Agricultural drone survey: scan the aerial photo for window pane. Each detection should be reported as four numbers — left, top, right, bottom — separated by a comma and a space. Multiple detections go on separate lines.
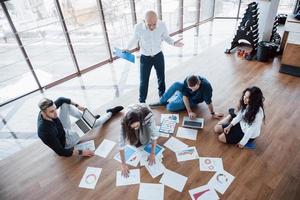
5, 0, 76, 86
60, 0, 109, 70
278, 0, 297, 14
135, 0, 158, 23
0, 6, 39, 104
239, 0, 253, 18
215, 0, 239, 18
200, 0, 214, 21
183, 0, 197, 27
102, 0, 134, 50
162, 0, 180, 33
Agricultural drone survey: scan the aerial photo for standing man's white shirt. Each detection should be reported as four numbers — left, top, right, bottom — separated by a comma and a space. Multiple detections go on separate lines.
127, 20, 175, 56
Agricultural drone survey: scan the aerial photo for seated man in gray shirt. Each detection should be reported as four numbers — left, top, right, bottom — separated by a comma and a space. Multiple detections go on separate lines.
37, 97, 123, 157
150, 75, 223, 119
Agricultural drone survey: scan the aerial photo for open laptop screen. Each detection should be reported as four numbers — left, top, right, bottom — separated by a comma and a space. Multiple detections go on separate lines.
82, 109, 96, 128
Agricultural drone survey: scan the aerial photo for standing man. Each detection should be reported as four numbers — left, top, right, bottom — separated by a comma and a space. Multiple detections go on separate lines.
125, 10, 183, 103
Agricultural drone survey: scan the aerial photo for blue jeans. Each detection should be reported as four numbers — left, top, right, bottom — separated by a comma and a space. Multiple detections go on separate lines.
139, 52, 165, 103
160, 82, 198, 112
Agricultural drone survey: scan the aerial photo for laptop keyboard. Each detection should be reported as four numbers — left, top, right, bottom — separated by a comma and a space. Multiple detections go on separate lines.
184, 120, 202, 127
76, 120, 90, 133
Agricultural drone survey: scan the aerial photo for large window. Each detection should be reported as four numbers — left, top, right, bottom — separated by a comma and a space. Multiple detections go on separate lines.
0, 5, 39, 104
6, 0, 76, 86
162, 0, 180, 33
135, 0, 158, 23
102, 0, 134, 50
200, 0, 214, 21
183, 0, 197, 27
60, 0, 109, 70
278, 0, 298, 14
215, 0, 240, 18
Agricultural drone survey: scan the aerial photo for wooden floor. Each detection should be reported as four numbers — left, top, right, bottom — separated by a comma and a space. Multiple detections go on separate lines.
0, 41, 299, 200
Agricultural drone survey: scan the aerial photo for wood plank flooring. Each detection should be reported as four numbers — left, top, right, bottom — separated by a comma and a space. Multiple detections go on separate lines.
0, 41, 299, 200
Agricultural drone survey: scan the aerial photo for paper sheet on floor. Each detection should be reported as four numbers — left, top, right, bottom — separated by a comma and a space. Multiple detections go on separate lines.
188, 184, 219, 200
116, 169, 140, 186
160, 114, 179, 123
74, 140, 95, 151
95, 139, 115, 158
208, 170, 235, 194
159, 168, 188, 192
145, 159, 166, 178
176, 127, 198, 140
79, 167, 102, 189
138, 183, 164, 200
164, 137, 188, 152
175, 146, 199, 162
199, 157, 224, 172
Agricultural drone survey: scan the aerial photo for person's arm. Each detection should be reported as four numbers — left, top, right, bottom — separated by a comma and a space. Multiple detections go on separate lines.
119, 128, 130, 177
145, 114, 159, 165
125, 24, 139, 50
161, 22, 183, 47
183, 95, 197, 119
238, 110, 264, 147
224, 110, 243, 134
207, 103, 223, 119
119, 149, 130, 177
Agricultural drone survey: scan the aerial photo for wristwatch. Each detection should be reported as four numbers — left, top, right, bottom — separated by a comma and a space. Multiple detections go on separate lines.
211, 112, 215, 115
75, 104, 79, 108
78, 150, 83, 155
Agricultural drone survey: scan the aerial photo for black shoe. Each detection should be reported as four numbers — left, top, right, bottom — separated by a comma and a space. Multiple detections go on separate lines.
228, 108, 236, 118
95, 115, 100, 119
149, 101, 167, 108
106, 106, 124, 116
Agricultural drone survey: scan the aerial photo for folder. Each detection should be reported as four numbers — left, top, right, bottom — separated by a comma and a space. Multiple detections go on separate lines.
114, 47, 135, 63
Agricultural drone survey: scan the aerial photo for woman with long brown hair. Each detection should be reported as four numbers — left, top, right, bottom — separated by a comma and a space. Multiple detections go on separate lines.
214, 86, 265, 148
119, 104, 159, 177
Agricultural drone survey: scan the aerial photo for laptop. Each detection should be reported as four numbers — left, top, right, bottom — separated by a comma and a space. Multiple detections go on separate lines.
182, 116, 204, 129
74, 109, 97, 136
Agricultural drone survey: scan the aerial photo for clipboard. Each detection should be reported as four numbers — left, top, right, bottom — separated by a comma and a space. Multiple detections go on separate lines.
114, 47, 135, 63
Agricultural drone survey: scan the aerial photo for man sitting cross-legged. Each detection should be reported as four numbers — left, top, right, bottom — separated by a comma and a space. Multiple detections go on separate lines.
149, 75, 223, 119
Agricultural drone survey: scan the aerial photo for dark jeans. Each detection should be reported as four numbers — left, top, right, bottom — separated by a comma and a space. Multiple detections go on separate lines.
139, 51, 165, 103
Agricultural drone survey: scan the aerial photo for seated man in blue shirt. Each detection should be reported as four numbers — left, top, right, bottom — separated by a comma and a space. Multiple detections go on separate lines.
37, 97, 123, 157
150, 75, 223, 119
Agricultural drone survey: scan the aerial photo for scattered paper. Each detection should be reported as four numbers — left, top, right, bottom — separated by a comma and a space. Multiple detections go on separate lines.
161, 114, 179, 123
138, 183, 164, 200
208, 170, 235, 194
95, 139, 116, 158
79, 167, 102, 189
74, 140, 95, 151
164, 137, 188, 152
189, 184, 219, 200
175, 146, 199, 162
199, 157, 224, 172
176, 127, 198, 140
116, 169, 140, 186
145, 160, 166, 178
143, 143, 165, 156
159, 168, 188, 192
159, 119, 176, 134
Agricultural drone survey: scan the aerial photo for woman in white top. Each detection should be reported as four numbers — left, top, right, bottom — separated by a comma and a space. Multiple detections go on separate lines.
214, 86, 265, 148
119, 104, 159, 177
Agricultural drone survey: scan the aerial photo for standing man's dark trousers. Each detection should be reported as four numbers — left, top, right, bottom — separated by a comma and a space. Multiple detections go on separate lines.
139, 51, 165, 103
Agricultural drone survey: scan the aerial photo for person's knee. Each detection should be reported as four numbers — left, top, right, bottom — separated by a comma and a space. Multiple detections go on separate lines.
166, 104, 181, 112
218, 134, 226, 143
214, 125, 222, 133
